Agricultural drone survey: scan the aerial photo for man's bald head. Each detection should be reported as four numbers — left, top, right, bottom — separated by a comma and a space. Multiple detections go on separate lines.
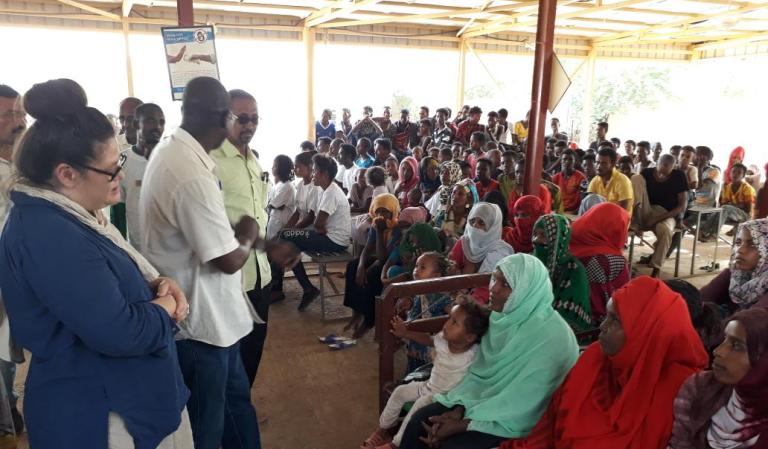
119, 96, 143, 145
182, 77, 229, 118
181, 77, 231, 151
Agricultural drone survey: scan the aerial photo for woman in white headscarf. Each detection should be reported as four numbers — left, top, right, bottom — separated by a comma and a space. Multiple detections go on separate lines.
449, 202, 515, 304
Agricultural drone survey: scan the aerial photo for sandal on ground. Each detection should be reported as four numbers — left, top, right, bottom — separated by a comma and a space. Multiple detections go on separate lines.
317, 334, 352, 344
373, 444, 397, 449
329, 340, 357, 350
360, 429, 391, 449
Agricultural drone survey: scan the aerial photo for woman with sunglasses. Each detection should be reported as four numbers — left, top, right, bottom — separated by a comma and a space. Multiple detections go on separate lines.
0, 79, 192, 448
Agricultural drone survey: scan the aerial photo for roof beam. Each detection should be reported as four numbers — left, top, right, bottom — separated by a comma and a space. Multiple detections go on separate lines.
593, 2, 768, 45
314, 1, 539, 28
462, 0, 581, 38
462, 0, 655, 38
456, 0, 495, 37
305, 0, 383, 27
692, 29, 768, 50
56, 0, 120, 20
122, 0, 133, 17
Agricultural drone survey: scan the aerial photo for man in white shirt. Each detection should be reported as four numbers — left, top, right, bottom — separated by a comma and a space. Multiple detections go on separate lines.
118, 103, 164, 253
140, 77, 297, 449
0, 84, 26, 433
280, 154, 351, 310
117, 96, 142, 150
111, 97, 143, 235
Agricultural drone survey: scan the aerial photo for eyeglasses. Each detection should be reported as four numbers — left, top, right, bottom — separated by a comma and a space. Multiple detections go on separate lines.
230, 112, 259, 126
72, 152, 127, 182
0, 110, 26, 121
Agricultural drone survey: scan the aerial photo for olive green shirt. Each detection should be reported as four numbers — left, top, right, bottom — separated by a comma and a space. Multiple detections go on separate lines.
210, 139, 271, 290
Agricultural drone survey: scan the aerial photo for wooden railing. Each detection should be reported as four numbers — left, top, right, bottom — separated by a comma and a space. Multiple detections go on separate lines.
375, 273, 492, 411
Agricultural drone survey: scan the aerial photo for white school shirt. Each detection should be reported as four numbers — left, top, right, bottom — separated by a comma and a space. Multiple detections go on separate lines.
119, 148, 149, 252
347, 184, 373, 208
312, 182, 351, 247
342, 164, 359, 191
294, 178, 320, 221
426, 332, 478, 394
372, 185, 389, 198
385, 176, 398, 194
267, 181, 296, 240
139, 128, 259, 348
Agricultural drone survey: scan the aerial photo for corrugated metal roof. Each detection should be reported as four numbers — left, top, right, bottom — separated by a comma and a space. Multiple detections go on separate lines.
1, 0, 767, 59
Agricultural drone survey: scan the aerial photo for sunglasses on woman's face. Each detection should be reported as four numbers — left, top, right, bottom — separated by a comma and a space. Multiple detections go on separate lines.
73, 152, 127, 182
230, 112, 259, 126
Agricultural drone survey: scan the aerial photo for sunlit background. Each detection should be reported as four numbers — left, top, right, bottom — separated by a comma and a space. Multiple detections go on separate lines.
2, 25, 765, 175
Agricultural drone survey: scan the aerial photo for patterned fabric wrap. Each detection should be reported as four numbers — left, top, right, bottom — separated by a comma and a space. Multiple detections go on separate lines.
533, 214, 593, 332
729, 219, 768, 306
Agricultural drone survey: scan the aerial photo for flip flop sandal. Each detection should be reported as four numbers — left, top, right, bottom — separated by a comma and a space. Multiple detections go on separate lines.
317, 334, 352, 344
360, 429, 391, 449
328, 340, 357, 350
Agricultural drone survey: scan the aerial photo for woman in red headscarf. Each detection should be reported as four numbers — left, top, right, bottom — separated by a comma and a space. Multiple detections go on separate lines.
509, 195, 545, 253
570, 202, 631, 321
724, 146, 746, 184
394, 156, 420, 207
500, 276, 709, 449
668, 307, 768, 449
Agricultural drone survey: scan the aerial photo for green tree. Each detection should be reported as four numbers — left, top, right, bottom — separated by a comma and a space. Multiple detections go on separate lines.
465, 83, 498, 102
569, 66, 673, 141
391, 90, 414, 114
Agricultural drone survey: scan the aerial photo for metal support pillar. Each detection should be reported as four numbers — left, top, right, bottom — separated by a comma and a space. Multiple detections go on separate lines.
523, 0, 557, 195
176, 0, 193, 26
456, 39, 467, 113
579, 48, 597, 148
304, 27, 316, 142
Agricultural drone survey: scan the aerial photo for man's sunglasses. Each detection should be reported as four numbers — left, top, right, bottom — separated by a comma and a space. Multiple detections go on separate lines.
72, 152, 127, 182
230, 112, 259, 126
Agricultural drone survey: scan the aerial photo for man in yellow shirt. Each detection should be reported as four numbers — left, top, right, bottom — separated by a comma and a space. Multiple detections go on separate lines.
587, 147, 634, 215
210, 89, 290, 388
512, 110, 529, 144
700, 163, 755, 240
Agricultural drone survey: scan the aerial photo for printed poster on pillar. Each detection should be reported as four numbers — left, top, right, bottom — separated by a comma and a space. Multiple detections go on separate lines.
161, 26, 220, 101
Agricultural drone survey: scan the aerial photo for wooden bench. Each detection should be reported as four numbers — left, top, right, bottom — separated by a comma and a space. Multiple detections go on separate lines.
304, 250, 357, 321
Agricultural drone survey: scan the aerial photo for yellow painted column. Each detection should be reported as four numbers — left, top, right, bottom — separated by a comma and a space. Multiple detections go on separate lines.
456, 39, 467, 112
579, 47, 597, 148
304, 27, 315, 142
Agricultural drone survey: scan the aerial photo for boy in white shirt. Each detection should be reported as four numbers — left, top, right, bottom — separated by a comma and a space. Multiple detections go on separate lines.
279, 154, 351, 310
272, 151, 319, 301
367, 166, 389, 199
336, 143, 358, 193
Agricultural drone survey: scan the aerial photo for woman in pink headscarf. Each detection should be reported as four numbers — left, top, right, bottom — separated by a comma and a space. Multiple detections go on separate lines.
394, 156, 420, 207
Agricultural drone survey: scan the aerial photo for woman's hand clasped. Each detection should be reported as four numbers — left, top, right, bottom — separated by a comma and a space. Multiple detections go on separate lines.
150, 277, 189, 323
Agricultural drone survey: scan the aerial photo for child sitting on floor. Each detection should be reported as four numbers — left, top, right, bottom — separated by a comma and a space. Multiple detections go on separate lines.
349, 168, 373, 213
360, 297, 489, 449
367, 166, 389, 199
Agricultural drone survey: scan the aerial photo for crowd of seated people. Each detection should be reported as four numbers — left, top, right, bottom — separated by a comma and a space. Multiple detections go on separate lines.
0, 76, 766, 449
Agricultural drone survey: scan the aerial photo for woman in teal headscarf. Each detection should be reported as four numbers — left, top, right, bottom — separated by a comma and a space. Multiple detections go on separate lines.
397, 254, 579, 449
532, 214, 593, 334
